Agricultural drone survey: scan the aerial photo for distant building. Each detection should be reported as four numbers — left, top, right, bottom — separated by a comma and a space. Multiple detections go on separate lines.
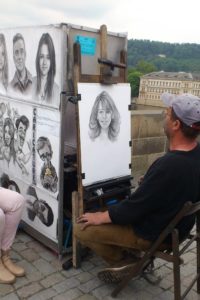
157, 54, 166, 58
138, 71, 200, 107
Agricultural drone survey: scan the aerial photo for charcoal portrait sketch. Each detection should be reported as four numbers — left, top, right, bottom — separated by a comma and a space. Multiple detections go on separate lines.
0, 34, 8, 95
89, 91, 120, 142
36, 136, 58, 193
78, 83, 131, 186
14, 115, 32, 175
8, 33, 32, 96
1, 117, 15, 163
0, 102, 32, 175
26, 185, 54, 227
32, 33, 59, 105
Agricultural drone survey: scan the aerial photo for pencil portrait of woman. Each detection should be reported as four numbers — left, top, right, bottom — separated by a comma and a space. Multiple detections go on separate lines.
33, 33, 59, 105
1, 118, 15, 164
89, 91, 120, 142
0, 34, 8, 94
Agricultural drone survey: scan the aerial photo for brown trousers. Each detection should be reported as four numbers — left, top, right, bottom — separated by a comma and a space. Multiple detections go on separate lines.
74, 223, 152, 265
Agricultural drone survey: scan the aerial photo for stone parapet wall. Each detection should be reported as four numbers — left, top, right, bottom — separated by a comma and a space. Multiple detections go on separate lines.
131, 110, 167, 185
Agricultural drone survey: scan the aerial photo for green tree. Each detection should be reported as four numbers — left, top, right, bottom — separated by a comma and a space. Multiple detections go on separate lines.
128, 70, 142, 97
136, 60, 157, 74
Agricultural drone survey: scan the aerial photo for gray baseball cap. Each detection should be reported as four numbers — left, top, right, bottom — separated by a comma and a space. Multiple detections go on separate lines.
161, 92, 200, 129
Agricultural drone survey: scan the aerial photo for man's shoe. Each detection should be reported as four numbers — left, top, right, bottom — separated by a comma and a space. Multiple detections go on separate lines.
0, 259, 15, 284
2, 251, 25, 277
98, 258, 140, 284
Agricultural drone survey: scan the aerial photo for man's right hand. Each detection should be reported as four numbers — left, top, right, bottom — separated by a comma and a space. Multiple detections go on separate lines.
76, 211, 111, 230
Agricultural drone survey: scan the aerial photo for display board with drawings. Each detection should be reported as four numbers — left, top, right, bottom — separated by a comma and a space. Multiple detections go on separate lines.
0, 24, 64, 241
0, 25, 65, 108
78, 83, 131, 186
0, 97, 60, 241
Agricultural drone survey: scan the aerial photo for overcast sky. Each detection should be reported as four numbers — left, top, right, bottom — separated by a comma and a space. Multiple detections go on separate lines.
1, 0, 200, 44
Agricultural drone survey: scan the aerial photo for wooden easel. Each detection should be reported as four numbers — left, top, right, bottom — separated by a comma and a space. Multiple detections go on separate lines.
72, 24, 127, 267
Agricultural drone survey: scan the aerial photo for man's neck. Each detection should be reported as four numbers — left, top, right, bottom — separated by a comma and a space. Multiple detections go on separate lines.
169, 137, 197, 151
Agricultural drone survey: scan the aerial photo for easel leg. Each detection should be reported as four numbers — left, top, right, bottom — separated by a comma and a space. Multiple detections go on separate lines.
72, 191, 82, 268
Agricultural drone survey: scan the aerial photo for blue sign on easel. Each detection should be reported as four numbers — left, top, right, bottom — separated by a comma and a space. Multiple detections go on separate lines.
74, 35, 97, 56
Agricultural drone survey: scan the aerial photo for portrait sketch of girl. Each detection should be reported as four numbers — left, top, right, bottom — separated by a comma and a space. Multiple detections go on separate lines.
33, 33, 59, 105
1, 117, 15, 164
88, 91, 120, 142
0, 34, 8, 94
78, 83, 131, 186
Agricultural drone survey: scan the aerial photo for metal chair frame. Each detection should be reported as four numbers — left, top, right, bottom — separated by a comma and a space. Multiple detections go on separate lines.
112, 201, 200, 300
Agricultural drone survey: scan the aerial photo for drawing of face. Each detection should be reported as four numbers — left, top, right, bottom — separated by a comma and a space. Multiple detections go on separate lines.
39, 44, 50, 77
38, 143, 51, 165
17, 121, 27, 149
97, 101, 112, 130
4, 125, 11, 146
13, 39, 26, 73
33, 200, 47, 214
0, 44, 5, 71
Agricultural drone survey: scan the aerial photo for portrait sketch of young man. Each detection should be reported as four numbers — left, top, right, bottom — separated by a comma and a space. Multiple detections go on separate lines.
8, 33, 32, 96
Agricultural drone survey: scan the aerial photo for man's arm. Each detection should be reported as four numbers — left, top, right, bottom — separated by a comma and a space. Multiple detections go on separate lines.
76, 211, 111, 230
77, 155, 173, 230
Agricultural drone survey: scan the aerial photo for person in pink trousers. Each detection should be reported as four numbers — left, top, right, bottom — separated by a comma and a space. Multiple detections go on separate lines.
0, 187, 26, 283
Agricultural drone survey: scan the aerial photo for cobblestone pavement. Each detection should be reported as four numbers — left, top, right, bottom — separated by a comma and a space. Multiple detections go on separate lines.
0, 229, 200, 300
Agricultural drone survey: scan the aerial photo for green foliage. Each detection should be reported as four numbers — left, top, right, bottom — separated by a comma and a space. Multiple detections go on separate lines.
127, 70, 142, 97
127, 39, 200, 96
136, 60, 157, 73
128, 39, 200, 72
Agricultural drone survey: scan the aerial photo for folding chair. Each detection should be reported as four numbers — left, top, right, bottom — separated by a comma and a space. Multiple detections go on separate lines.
111, 201, 200, 300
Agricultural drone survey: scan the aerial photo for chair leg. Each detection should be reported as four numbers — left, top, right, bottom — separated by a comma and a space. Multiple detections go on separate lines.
172, 230, 181, 300
196, 214, 200, 293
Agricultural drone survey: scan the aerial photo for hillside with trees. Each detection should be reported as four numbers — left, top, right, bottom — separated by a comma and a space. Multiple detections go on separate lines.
128, 39, 200, 71
127, 39, 200, 97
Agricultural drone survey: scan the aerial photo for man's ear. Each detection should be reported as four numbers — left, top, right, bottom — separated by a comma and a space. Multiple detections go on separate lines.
173, 119, 181, 131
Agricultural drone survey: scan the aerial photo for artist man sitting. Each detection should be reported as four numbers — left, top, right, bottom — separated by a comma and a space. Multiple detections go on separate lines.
74, 92, 200, 283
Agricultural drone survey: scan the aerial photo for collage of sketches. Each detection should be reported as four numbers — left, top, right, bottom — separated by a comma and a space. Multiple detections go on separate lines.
0, 28, 61, 107
0, 98, 59, 240
0, 26, 62, 240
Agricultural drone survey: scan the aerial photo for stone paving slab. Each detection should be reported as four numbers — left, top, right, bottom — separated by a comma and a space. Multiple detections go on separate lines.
0, 229, 199, 300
